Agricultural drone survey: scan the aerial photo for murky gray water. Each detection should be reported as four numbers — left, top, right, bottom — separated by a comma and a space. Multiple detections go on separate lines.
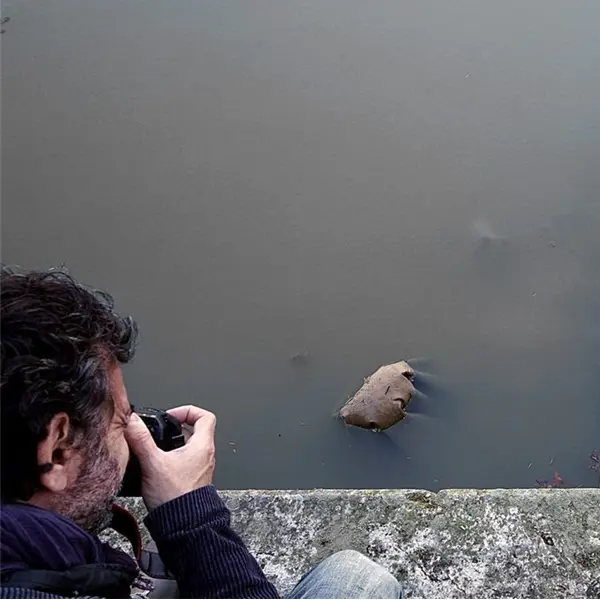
3, 0, 599, 490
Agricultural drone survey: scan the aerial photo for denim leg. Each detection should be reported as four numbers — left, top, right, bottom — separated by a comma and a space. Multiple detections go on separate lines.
286, 550, 402, 599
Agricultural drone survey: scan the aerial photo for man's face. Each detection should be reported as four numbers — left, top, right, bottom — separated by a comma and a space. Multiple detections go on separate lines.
106, 365, 133, 481
49, 364, 133, 533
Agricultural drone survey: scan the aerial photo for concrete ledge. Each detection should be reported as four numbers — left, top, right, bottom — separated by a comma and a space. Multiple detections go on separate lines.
113, 489, 600, 598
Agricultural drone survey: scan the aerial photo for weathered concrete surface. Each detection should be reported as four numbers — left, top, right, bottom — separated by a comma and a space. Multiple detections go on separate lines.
114, 489, 600, 598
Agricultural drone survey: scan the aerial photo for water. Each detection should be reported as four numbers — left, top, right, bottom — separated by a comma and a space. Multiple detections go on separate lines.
2, 0, 599, 490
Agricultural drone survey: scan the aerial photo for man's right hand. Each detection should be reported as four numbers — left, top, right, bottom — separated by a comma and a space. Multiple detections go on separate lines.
125, 405, 216, 511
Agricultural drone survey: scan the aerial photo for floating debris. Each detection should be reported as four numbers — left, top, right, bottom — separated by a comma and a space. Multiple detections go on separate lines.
290, 351, 309, 365
339, 361, 417, 431
590, 450, 600, 473
471, 217, 507, 247
536, 471, 565, 489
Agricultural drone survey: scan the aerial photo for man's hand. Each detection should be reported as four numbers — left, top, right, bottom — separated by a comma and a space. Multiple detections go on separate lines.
125, 405, 216, 511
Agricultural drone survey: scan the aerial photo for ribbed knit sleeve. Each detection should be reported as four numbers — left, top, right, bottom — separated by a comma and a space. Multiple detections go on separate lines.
144, 486, 279, 599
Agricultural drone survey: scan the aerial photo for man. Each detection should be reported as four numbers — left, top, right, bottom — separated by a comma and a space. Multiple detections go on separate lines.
0, 267, 401, 599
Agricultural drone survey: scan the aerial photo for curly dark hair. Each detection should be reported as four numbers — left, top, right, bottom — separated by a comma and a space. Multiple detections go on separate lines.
1, 267, 138, 502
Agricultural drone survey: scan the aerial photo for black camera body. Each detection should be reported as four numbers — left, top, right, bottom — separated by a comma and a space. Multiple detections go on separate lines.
120, 407, 185, 496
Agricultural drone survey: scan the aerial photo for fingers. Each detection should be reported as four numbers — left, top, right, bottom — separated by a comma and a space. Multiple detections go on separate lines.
167, 405, 214, 426
167, 405, 216, 446
125, 413, 159, 461
131, 406, 217, 510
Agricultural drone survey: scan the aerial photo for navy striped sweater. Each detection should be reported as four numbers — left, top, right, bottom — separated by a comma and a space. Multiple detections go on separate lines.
0, 486, 279, 599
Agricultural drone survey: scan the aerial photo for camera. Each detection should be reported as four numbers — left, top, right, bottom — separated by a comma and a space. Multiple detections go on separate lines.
120, 407, 185, 496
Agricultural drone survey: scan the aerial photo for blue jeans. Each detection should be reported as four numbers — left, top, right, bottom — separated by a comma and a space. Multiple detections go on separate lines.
286, 550, 402, 599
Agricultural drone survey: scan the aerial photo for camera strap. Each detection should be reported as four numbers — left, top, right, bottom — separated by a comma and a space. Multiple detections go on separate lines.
110, 503, 143, 562
110, 504, 178, 595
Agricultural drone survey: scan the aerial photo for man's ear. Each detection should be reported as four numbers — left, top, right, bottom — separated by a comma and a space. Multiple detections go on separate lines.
37, 413, 76, 493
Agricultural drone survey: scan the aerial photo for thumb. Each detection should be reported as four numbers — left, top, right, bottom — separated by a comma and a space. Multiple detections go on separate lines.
125, 413, 159, 462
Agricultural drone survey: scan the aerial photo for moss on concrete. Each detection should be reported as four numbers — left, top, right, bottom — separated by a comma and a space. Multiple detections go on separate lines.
113, 488, 600, 598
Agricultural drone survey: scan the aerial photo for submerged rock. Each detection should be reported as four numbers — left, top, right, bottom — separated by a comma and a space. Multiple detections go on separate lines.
340, 361, 415, 431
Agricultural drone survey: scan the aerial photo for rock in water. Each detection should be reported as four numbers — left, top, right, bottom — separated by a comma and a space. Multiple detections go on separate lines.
340, 361, 415, 431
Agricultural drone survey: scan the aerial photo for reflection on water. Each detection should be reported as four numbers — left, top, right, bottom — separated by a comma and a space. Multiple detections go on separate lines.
3, 0, 599, 489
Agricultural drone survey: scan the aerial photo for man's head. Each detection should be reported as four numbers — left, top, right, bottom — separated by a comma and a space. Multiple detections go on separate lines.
1, 267, 138, 533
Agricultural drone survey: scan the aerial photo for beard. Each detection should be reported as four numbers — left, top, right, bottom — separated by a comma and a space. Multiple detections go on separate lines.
53, 436, 123, 535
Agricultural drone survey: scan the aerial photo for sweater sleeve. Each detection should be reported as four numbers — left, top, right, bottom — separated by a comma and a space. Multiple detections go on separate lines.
144, 486, 279, 599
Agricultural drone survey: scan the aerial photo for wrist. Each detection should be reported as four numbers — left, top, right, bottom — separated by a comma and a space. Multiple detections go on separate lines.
145, 485, 227, 537
141, 472, 213, 512
142, 484, 195, 513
